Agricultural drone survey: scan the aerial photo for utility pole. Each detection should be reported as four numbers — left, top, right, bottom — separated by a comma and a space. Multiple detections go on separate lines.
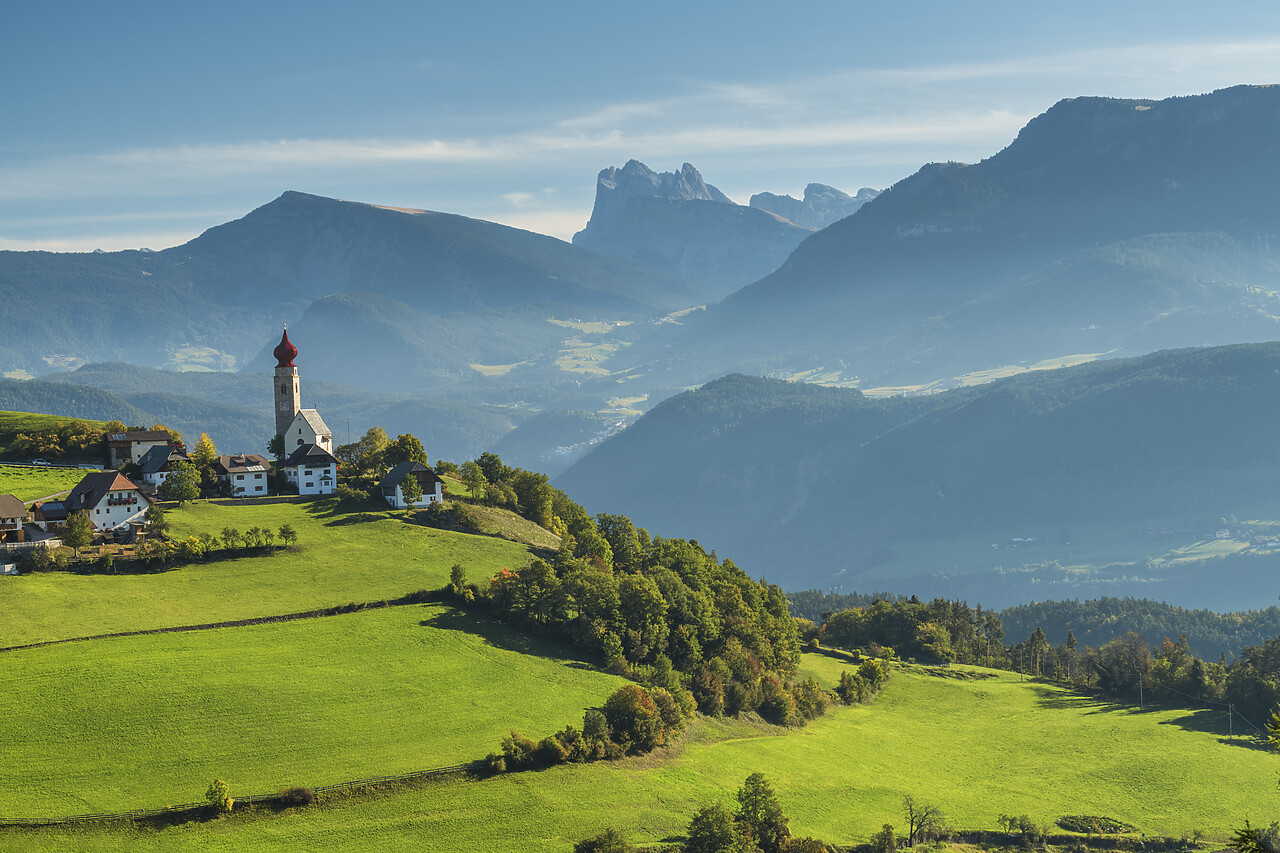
1229, 703, 1234, 739
1139, 674, 1143, 710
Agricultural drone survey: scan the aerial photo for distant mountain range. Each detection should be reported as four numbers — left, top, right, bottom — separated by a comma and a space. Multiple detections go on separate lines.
557, 341, 1280, 611
638, 85, 1280, 390
572, 160, 877, 291
0, 191, 714, 386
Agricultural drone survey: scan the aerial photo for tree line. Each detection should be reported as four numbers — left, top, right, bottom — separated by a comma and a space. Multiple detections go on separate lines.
802, 591, 1280, 727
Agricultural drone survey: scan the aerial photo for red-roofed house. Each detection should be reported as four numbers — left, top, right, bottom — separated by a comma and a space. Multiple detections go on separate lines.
66, 471, 150, 530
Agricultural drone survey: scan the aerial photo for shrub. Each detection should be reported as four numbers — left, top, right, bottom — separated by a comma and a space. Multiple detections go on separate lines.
1056, 815, 1136, 834
871, 824, 898, 853
603, 684, 662, 753
574, 827, 635, 853
206, 778, 233, 815
537, 734, 569, 765
501, 730, 539, 769
278, 786, 316, 807
650, 687, 684, 731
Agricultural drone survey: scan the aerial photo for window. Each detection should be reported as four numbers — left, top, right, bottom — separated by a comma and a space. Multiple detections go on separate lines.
305, 482, 313, 488
255, 486, 263, 492
297, 439, 304, 445
236, 474, 244, 480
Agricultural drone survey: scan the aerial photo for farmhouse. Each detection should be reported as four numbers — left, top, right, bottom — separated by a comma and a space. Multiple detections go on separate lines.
137, 445, 191, 487
31, 500, 67, 531
215, 454, 272, 497
0, 494, 31, 543
379, 461, 443, 509
106, 429, 178, 468
66, 471, 150, 530
283, 444, 339, 496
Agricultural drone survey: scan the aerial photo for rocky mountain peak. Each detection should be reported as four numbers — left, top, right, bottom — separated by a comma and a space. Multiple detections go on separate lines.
749, 183, 880, 229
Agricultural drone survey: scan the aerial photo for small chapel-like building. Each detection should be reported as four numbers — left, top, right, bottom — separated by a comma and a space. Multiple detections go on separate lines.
272, 328, 339, 495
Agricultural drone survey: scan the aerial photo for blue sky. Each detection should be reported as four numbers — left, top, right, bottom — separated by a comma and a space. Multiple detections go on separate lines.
4, 1, 1279, 251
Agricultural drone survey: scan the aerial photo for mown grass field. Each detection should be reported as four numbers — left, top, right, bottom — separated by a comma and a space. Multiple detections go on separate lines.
5, 499, 1278, 852
5, 659, 1277, 852
0, 602, 625, 817
0, 498, 535, 646
0, 463, 90, 502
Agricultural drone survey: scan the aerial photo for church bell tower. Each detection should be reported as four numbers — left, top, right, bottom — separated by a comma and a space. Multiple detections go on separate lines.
273, 326, 301, 441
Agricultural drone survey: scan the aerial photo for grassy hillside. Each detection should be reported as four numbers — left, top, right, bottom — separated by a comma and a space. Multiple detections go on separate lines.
0, 602, 624, 816
0, 499, 534, 646
6, 497, 1277, 852
4, 661, 1275, 850
0, 463, 90, 502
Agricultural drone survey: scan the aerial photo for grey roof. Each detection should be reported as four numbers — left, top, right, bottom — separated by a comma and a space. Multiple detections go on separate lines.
216, 454, 272, 475
138, 445, 189, 475
378, 461, 440, 490
33, 500, 67, 521
285, 443, 339, 468
107, 430, 172, 443
0, 494, 28, 519
293, 409, 332, 437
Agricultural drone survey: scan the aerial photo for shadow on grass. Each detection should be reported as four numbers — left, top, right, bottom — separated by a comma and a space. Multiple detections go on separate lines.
1029, 683, 1270, 750
301, 497, 388, 523
419, 604, 599, 668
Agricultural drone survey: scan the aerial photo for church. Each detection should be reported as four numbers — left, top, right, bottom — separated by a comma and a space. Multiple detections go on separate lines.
272, 328, 338, 496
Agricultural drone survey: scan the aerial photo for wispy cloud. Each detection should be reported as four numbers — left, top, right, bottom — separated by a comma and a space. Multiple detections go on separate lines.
5, 36, 1280, 247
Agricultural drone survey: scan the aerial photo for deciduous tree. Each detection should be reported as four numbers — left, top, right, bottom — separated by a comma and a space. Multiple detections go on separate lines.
158, 461, 200, 503
61, 511, 93, 557
736, 772, 790, 853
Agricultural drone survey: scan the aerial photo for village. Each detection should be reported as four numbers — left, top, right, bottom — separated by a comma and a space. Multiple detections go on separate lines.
0, 329, 444, 562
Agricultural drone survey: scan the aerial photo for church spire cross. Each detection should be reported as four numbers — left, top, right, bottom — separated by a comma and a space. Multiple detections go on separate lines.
273, 326, 298, 368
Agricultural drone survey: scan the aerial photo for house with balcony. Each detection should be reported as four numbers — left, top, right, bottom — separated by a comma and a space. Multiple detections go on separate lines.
65, 471, 150, 531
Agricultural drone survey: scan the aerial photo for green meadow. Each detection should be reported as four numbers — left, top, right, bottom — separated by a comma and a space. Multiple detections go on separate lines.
0, 602, 625, 817
0, 463, 89, 502
4, 661, 1276, 851
4, 498, 1278, 852
0, 499, 534, 646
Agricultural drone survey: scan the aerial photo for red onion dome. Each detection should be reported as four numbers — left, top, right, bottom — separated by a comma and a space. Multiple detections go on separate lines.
273, 327, 297, 368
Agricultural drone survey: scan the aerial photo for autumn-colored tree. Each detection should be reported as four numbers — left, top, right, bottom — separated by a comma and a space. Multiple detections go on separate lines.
602, 684, 662, 753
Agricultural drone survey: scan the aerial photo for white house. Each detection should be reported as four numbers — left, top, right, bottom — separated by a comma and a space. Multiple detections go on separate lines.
66, 471, 150, 530
215, 454, 272, 497
285, 409, 333, 454
136, 445, 191, 487
379, 461, 444, 509
283, 444, 338, 496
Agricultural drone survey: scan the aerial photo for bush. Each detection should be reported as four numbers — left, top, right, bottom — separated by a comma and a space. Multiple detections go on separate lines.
206, 778, 233, 815
871, 824, 898, 853
574, 827, 635, 853
278, 786, 316, 807
1056, 815, 1137, 834
650, 687, 685, 731
501, 730, 539, 769
603, 685, 662, 753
